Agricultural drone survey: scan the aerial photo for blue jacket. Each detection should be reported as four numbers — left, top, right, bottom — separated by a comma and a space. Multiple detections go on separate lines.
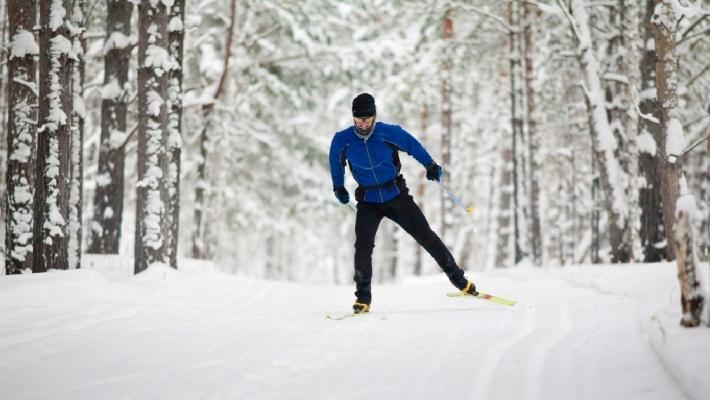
329, 122, 434, 203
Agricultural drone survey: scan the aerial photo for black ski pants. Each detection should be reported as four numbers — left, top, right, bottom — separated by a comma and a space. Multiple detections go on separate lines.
353, 193, 467, 304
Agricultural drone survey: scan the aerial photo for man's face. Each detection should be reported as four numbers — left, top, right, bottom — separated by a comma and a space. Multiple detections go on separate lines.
354, 116, 374, 133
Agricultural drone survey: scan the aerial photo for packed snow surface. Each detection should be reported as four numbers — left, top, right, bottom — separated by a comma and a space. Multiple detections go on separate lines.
0, 257, 708, 400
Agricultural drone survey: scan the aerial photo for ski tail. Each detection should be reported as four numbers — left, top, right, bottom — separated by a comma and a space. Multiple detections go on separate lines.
447, 291, 516, 306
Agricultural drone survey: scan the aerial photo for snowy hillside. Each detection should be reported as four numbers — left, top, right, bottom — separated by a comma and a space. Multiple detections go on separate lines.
1, 257, 708, 400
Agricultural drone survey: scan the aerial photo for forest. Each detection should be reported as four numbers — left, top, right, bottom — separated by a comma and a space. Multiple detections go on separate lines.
0, 0, 708, 327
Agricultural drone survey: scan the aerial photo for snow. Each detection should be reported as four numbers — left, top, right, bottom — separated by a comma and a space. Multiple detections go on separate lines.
0, 257, 708, 400
9, 30, 39, 59
49, 0, 67, 32
666, 118, 684, 162
169, 16, 184, 33
637, 131, 658, 156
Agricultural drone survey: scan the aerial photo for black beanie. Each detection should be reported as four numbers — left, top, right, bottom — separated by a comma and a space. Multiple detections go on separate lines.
352, 93, 376, 117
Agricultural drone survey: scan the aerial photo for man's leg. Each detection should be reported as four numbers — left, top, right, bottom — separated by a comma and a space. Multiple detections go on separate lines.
386, 194, 468, 289
354, 202, 383, 305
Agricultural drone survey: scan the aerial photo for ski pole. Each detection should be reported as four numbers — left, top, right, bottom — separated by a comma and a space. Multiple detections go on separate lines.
436, 181, 474, 214
347, 202, 357, 211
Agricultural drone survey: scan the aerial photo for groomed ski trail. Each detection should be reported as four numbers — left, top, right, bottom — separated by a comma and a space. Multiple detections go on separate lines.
0, 264, 689, 400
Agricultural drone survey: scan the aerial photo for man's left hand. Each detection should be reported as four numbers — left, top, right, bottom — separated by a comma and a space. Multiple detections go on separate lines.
426, 162, 443, 182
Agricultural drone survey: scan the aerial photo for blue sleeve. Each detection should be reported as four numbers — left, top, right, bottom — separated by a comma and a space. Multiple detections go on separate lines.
386, 125, 434, 167
329, 133, 347, 188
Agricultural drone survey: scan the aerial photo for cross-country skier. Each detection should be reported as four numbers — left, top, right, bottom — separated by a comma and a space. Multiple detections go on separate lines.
329, 93, 477, 314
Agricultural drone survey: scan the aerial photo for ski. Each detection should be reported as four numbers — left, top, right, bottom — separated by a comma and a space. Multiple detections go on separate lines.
326, 312, 367, 321
447, 291, 517, 306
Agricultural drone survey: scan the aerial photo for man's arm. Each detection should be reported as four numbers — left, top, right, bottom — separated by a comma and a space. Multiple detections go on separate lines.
385, 125, 434, 167
328, 133, 347, 188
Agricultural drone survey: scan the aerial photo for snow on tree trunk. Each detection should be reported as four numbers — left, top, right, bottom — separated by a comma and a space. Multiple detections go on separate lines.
638, 0, 666, 262
33, 0, 73, 272
523, 2, 542, 266
135, 0, 171, 274
673, 187, 704, 327
165, 0, 184, 269
565, 0, 629, 263
651, 0, 703, 327
509, 1, 528, 264
88, 0, 132, 255
621, 0, 642, 263
5, 1, 38, 274
67, 0, 85, 270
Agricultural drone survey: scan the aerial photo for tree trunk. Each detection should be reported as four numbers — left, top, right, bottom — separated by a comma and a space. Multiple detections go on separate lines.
523, 2, 542, 265
68, 0, 85, 270
496, 141, 514, 268
166, 0, 185, 268
33, 0, 73, 272
192, 0, 236, 259
568, 0, 628, 263
135, 0, 169, 274
509, 1, 527, 263
638, 0, 666, 262
5, 0, 37, 274
440, 8, 453, 241
621, 0, 641, 263
651, 0, 703, 326
88, 0, 132, 254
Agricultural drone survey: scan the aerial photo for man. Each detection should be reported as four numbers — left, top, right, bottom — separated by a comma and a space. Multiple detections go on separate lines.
329, 93, 477, 314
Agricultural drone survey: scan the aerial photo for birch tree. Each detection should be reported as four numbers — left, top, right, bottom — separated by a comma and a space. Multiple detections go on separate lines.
560, 0, 630, 263
5, 0, 38, 274
33, 0, 73, 272
88, 0, 133, 254
651, 0, 703, 327
135, 0, 171, 274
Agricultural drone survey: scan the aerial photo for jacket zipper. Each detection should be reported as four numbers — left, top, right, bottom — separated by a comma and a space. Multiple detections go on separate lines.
363, 138, 384, 203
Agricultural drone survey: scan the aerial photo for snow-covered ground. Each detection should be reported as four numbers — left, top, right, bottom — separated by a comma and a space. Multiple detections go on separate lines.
1, 257, 708, 400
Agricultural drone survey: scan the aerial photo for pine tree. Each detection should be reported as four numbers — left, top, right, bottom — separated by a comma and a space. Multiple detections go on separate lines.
67, 0, 85, 270
88, 0, 133, 255
166, 0, 184, 268
34, 0, 73, 272
5, 0, 38, 274
135, 0, 171, 274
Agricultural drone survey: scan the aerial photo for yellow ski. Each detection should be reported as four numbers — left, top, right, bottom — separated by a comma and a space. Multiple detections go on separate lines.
447, 291, 516, 306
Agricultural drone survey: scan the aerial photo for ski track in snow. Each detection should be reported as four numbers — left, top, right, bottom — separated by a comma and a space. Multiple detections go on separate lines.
0, 265, 692, 400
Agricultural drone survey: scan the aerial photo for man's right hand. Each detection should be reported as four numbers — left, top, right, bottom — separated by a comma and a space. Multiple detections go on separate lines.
333, 187, 350, 204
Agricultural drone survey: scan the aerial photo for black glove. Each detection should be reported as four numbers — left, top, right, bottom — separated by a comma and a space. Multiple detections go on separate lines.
333, 187, 350, 204
426, 162, 443, 182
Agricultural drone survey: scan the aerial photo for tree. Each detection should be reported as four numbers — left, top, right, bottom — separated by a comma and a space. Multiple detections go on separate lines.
638, 0, 666, 262
135, 0, 171, 274
651, 0, 703, 327
166, 0, 185, 268
191, 0, 236, 260
561, 0, 630, 263
5, 0, 38, 274
523, 2, 542, 265
509, 1, 528, 263
33, 0, 73, 272
88, 0, 133, 255
67, 0, 86, 270
440, 8, 453, 241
